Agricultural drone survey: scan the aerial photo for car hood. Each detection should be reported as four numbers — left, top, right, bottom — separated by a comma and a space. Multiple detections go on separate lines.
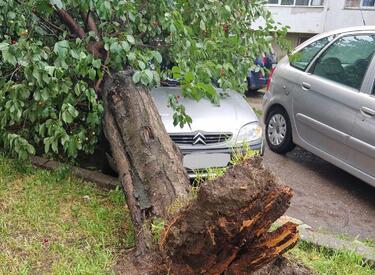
150, 87, 258, 134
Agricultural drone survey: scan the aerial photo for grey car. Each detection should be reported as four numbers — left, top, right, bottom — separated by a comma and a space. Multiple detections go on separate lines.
151, 87, 263, 178
263, 26, 375, 187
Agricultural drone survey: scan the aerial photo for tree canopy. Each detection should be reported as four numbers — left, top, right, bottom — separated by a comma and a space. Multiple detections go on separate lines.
0, 0, 287, 160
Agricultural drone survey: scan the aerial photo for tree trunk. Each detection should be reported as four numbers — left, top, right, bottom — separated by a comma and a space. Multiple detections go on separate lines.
103, 70, 190, 254
103, 71, 301, 274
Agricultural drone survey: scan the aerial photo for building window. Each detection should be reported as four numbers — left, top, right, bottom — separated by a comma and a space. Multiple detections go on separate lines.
281, 0, 294, 5
311, 0, 324, 5
363, 0, 375, 7
267, 0, 324, 6
296, 0, 310, 5
345, 0, 375, 8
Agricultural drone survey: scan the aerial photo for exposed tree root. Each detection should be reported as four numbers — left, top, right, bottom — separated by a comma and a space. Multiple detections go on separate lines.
160, 157, 299, 274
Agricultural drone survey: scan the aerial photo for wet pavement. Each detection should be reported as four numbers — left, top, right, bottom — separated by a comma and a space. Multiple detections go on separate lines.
245, 90, 375, 241
263, 143, 375, 241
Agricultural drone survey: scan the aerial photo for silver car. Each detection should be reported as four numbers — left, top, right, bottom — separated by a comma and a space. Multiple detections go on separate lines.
151, 87, 263, 178
263, 26, 375, 187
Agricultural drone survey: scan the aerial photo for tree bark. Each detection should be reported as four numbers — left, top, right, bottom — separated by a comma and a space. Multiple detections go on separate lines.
103, 71, 301, 273
103, 70, 190, 254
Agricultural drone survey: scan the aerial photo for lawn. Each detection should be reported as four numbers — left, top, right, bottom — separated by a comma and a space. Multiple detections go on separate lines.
0, 154, 134, 274
0, 155, 373, 274
289, 241, 374, 275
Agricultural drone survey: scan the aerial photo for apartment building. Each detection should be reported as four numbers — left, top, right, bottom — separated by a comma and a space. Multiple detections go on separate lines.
266, 0, 375, 57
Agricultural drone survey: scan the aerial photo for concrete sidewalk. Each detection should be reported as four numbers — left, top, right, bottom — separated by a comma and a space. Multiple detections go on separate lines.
276, 215, 375, 264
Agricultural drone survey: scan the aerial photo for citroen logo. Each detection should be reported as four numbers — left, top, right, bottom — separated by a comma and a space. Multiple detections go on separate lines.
193, 132, 206, 145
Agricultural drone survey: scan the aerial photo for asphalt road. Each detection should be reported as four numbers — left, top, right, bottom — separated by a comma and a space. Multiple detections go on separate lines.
246, 91, 375, 241
262, 137, 375, 242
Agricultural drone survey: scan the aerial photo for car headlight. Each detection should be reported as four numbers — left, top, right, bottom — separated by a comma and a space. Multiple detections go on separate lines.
236, 122, 263, 144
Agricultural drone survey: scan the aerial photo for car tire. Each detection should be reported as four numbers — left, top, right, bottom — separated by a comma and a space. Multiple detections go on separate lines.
265, 106, 295, 154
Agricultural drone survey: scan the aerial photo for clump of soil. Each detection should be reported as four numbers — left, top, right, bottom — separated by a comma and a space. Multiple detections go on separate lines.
253, 256, 314, 275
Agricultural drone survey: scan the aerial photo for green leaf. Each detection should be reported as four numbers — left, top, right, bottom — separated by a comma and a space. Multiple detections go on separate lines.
110, 41, 121, 53
144, 69, 153, 83
0, 42, 9, 51
104, 1, 111, 10
2, 50, 17, 65
50, 0, 64, 9
127, 52, 136, 62
120, 41, 131, 52
200, 20, 206, 31
44, 138, 51, 153
128, 11, 136, 22
184, 71, 194, 82
88, 68, 96, 80
152, 51, 162, 64
126, 35, 135, 44
32, 68, 41, 84
8, 11, 16, 19
61, 103, 78, 124
92, 59, 101, 69
54, 40, 69, 57
138, 61, 146, 70
132, 71, 141, 83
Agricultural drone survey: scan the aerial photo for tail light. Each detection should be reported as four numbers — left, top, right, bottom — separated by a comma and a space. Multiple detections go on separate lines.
266, 66, 276, 92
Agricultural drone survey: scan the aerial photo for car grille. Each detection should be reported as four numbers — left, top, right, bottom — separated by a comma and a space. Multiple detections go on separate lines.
170, 132, 232, 145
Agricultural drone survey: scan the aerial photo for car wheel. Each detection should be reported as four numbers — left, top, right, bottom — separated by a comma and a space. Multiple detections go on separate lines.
265, 107, 295, 154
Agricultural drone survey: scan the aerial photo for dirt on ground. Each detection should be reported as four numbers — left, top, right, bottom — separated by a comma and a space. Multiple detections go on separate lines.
253, 256, 314, 275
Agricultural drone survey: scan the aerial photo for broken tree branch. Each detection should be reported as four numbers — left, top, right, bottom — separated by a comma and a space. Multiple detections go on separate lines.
81, 10, 99, 35
55, 8, 85, 39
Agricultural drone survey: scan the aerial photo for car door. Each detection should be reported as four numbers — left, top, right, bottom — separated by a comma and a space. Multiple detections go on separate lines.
290, 34, 375, 162
346, 53, 375, 181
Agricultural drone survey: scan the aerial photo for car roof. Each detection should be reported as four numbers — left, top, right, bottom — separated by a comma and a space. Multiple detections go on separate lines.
294, 25, 375, 52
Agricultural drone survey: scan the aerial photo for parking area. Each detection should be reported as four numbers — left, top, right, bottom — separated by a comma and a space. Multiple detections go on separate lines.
247, 91, 375, 241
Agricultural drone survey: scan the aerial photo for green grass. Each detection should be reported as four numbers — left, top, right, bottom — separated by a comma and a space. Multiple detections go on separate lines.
0, 154, 135, 274
0, 154, 374, 274
254, 108, 263, 118
289, 241, 374, 275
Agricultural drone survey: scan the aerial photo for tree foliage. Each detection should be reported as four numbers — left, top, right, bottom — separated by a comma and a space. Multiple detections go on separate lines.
0, 0, 287, 160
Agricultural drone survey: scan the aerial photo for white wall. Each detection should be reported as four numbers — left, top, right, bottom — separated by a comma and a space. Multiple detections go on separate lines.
268, 5, 326, 33
324, 1, 375, 31
267, 0, 375, 34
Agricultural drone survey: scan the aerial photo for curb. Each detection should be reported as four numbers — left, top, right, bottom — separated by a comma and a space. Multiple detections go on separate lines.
276, 215, 375, 265
30, 156, 120, 189
300, 228, 375, 264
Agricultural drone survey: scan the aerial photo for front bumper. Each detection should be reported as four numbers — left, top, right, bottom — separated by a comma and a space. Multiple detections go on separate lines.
184, 141, 265, 179
106, 141, 265, 180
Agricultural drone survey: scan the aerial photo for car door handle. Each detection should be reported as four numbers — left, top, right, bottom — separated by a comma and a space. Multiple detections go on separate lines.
360, 107, 375, 117
301, 82, 311, 90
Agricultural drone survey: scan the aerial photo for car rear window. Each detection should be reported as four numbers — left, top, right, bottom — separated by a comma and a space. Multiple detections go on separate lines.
290, 36, 333, 71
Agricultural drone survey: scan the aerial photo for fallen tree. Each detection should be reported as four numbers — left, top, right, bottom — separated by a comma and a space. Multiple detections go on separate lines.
0, 1, 299, 273
103, 71, 299, 273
